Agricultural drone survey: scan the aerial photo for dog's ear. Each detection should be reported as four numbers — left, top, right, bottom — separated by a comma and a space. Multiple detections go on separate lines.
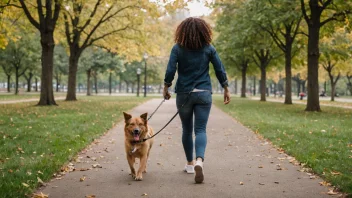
123, 112, 132, 123
140, 113, 148, 123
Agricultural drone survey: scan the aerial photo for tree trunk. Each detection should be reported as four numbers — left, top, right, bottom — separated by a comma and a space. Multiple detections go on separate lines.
56, 75, 59, 92
302, 80, 306, 93
38, 32, 57, 105
66, 52, 80, 101
297, 80, 301, 97
26, 73, 33, 92
329, 73, 340, 102
284, 42, 293, 104
7, 75, 11, 92
15, 67, 19, 95
119, 74, 122, 93
241, 65, 247, 98
35, 77, 38, 92
330, 81, 335, 102
94, 73, 98, 94
126, 82, 129, 93
234, 78, 238, 95
86, 69, 91, 96
305, 19, 321, 111
260, 67, 266, 101
253, 76, 256, 96
347, 75, 352, 96
109, 72, 112, 95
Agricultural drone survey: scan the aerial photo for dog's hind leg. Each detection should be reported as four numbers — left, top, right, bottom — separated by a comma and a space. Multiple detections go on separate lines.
127, 155, 136, 179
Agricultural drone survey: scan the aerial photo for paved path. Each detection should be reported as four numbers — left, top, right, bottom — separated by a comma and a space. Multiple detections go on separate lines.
37, 99, 332, 198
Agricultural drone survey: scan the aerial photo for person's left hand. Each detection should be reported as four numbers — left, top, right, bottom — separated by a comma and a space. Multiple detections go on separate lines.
163, 87, 171, 100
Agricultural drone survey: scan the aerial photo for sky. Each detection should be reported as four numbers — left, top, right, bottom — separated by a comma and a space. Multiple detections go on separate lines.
187, 0, 212, 16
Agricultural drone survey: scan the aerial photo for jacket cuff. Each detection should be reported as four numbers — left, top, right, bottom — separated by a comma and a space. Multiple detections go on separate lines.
164, 81, 172, 87
221, 80, 229, 88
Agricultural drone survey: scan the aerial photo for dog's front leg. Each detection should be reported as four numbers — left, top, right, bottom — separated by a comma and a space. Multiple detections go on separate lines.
127, 155, 136, 179
135, 156, 147, 181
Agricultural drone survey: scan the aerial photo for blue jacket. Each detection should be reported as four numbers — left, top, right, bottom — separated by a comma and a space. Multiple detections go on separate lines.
164, 44, 229, 93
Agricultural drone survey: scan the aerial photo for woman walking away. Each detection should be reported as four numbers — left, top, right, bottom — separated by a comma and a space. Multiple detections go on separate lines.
163, 17, 231, 183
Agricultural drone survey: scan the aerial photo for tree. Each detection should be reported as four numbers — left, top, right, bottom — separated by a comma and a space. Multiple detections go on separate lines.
0, 61, 12, 92
54, 45, 69, 92
320, 28, 352, 101
18, 0, 61, 105
61, 0, 161, 100
300, 0, 352, 111
0, 34, 39, 94
253, 0, 303, 104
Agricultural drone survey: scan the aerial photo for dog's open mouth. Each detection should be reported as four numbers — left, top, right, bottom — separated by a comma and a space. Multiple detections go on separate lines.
133, 134, 140, 141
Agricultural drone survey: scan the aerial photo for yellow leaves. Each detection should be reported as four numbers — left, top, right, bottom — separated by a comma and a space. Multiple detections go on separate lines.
32, 192, 49, 198
80, 176, 86, 182
22, 182, 30, 187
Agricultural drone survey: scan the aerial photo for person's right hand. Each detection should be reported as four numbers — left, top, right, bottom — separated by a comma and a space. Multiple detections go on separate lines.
163, 86, 171, 100
224, 87, 230, 105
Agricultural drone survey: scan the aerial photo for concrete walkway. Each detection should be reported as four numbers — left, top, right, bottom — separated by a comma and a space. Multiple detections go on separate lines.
37, 99, 332, 198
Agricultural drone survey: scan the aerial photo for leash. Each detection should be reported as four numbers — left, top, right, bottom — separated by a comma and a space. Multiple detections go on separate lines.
147, 99, 165, 121
131, 92, 191, 144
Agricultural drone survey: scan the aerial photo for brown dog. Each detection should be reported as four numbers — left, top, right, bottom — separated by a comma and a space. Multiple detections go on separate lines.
123, 112, 154, 181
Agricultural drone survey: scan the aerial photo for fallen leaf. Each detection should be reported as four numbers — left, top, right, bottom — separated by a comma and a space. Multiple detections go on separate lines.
85, 195, 96, 198
258, 165, 263, 168
141, 193, 148, 196
259, 183, 265, 185
309, 175, 316, 179
80, 176, 86, 182
80, 168, 90, 171
319, 181, 331, 186
22, 183, 30, 187
327, 189, 338, 195
239, 182, 244, 185
92, 164, 102, 168
274, 181, 279, 184
331, 171, 341, 175
32, 192, 49, 198
37, 177, 45, 185
157, 162, 162, 165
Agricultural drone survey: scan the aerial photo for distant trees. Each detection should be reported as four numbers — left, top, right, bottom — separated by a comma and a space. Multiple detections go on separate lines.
214, 0, 352, 111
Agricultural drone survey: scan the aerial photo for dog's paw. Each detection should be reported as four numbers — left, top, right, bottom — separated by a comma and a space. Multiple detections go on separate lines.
143, 169, 147, 173
134, 174, 143, 181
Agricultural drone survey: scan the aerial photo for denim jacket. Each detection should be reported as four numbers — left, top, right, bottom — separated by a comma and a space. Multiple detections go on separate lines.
164, 44, 229, 93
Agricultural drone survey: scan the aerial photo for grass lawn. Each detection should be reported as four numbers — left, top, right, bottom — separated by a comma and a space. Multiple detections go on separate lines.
0, 93, 40, 101
0, 92, 67, 101
213, 96, 352, 194
0, 96, 149, 197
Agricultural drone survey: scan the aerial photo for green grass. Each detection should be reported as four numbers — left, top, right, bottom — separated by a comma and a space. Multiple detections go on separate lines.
0, 96, 149, 197
213, 97, 352, 194
0, 93, 40, 101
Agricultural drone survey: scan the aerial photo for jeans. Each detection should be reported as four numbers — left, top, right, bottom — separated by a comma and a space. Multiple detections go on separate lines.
176, 91, 212, 162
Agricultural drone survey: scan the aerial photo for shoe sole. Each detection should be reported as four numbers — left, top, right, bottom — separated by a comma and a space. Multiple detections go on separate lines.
194, 165, 204, 183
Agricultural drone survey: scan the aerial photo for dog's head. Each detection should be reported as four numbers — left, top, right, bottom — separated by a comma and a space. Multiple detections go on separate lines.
123, 112, 148, 142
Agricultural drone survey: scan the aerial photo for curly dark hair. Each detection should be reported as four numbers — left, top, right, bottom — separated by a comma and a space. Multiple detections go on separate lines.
175, 17, 212, 50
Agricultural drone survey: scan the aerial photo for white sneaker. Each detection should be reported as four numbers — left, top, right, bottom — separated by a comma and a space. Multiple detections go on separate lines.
184, 165, 194, 174
194, 160, 204, 183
